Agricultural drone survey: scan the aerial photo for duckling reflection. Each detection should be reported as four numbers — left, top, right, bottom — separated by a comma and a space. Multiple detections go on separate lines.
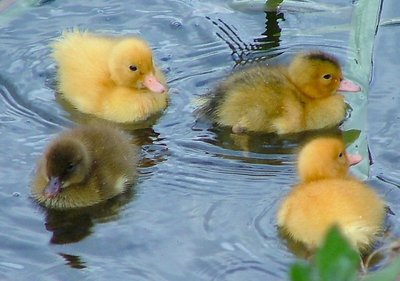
194, 119, 346, 163
42, 188, 135, 244
58, 253, 86, 269
199, 51, 360, 135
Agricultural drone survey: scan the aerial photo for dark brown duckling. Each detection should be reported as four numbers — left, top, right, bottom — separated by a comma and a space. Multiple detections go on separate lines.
199, 51, 361, 134
32, 125, 139, 209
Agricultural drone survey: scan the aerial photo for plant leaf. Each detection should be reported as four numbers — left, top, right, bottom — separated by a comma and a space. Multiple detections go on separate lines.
315, 226, 359, 281
290, 262, 315, 281
343, 129, 361, 147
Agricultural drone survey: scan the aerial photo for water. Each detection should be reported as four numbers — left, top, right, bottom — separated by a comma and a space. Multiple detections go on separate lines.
0, 0, 399, 280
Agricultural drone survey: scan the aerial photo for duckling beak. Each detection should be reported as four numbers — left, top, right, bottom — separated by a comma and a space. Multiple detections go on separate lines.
44, 176, 62, 198
143, 74, 166, 93
346, 153, 362, 166
338, 79, 361, 92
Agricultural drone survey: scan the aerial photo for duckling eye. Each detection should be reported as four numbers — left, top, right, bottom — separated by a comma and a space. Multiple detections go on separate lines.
323, 74, 332, 80
66, 163, 76, 173
338, 152, 343, 158
129, 65, 138, 72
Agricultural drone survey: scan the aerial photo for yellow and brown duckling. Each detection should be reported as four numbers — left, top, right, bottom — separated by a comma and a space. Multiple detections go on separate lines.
32, 125, 139, 209
52, 30, 168, 123
277, 137, 386, 253
200, 51, 360, 134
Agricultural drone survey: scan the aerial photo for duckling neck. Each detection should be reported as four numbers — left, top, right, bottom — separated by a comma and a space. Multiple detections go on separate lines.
282, 71, 311, 105
304, 95, 346, 130
299, 171, 352, 183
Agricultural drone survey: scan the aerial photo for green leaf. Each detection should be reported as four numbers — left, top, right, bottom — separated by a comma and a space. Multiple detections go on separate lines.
265, 0, 284, 11
343, 129, 361, 147
362, 256, 400, 281
290, 262, 315, 281
315, 226, 359, 281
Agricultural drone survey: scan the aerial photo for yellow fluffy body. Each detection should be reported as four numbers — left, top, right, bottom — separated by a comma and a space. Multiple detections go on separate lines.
277, 138, 385, 252
201, 52, 354, 134
52, 30, 167, 123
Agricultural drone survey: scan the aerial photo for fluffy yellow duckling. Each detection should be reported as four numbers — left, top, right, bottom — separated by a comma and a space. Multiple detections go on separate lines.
200, 51, 360, 134
32, 125, 139, 209
277, 138, 385, 252
52, 30, 167, 123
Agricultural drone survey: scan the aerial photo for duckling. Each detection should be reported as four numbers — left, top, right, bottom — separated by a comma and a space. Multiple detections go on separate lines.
199, 51, 360, 134
52, 30, 167, 123
32, 125, 139, 209
277, 138, 385, 253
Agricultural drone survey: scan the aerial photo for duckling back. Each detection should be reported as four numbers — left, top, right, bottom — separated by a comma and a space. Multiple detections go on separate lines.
32, 125, 139, 209
53, 31, 114, 106
278, 178, 385, 251
201, 65, 304, 134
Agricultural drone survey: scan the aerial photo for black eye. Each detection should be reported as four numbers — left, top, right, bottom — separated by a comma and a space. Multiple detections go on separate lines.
129, 65, 138, 72
66, 163, 75, 173
338, 152, 343, 158
323, 74, 332, 80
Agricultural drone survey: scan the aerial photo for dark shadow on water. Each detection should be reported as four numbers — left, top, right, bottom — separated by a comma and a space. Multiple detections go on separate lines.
33, 0, 56, 7
40, 188, 135, 245
206, 5, 285, 67
58, 253, 86, 269
194, 117, 345, 151
254, 9, 285, 51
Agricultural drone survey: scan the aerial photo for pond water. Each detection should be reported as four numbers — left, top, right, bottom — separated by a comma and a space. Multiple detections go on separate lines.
0, 0, 399, 280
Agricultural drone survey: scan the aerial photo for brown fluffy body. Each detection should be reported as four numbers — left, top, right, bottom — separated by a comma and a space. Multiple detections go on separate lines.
201, 52, 349, 134
277, 138, 385, 253
32, 125, 139, 209
52, 30, 167, 123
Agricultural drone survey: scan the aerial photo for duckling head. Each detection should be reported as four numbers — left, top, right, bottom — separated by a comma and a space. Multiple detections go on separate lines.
288, 51, 360, 99
43, 138, 91, 198
297, 137, 362, 182
108, 38, 166, 93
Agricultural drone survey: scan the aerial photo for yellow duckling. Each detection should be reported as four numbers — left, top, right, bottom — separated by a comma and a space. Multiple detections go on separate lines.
52, 30, 167, 123
277, 138, 385, 253
32, 125, 139, 209
200, 51, 360, 134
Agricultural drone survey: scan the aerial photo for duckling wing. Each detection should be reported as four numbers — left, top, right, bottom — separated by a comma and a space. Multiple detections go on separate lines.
52, 32, 115, 111
211, 66, 304, 132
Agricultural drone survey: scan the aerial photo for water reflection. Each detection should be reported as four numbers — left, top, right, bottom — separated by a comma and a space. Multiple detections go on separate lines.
206, 5, 285, 67
194, 113, 347, 160
40, 188, 135, 245
58, 253, 86, 269
254, 9, 284, 51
